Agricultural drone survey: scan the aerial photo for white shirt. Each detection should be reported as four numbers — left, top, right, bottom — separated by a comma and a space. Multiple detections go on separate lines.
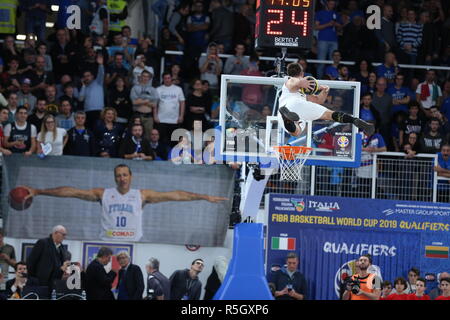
278, 82, 307, 109
416, 82, 442, 109
156, 84, 185, 124
37, 128, 67, 155
101, 188, 143, 242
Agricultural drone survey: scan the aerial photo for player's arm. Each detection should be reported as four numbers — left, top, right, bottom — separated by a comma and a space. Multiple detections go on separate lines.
306, 85, 329, 105
23, 186, 104, 202
141, 189, 227, 204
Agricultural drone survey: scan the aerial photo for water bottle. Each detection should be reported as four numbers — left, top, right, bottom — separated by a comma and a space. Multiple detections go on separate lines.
52, 289, 56, 300
81, 290, 86, 300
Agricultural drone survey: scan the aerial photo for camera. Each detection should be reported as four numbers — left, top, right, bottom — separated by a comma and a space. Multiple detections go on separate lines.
347, 278, 360, 294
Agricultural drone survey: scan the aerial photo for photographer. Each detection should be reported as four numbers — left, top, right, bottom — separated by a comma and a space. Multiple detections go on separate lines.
342, 255, 382, 300
268, 252, 307, 300
5, 261, 39, 299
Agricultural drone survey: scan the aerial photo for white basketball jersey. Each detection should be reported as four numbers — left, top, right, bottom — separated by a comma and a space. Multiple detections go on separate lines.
278, 82, 307, 109
101, 188, 143, 242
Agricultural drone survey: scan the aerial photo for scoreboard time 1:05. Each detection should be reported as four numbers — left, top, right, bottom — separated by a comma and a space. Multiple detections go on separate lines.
267, 0, 311, 7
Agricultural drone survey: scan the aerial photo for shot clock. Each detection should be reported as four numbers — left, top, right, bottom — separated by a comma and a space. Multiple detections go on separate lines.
255, 0, 315, 49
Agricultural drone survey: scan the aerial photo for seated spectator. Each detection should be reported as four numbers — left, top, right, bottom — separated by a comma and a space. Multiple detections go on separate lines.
55, 99, 75, 130
55, 75, 77, 100
170, 259, 204, 300
430, 272, 450, 300
324, 50, 342, 80
419, 118, 443, 154
149, 128, 169, 160
5, 262, 39, 299
387, 73, 414, 114
428, 106, 450, 135
25, 55, 55, 100
85, 247, 117, 301
240, 54, 264, 111
435, 277, 450, 300
372, 77, 393, 146
44, 85, 59, 115
198, 43, 222, 93
0, 107, 12, 155
116, 251, 144, 300
337, 64, 354, 81
399, 101, 424, 147
5, 92, 18, 124
202, 136, 216, 165
132, 54, 155, 86
1, 58, 21, 94
408, 277, 430, 300
416, 70, 443, 118
402, 132, 421, 159
94, 107, 124, 158
434, 144, 450, 178
361, 72, 377, 97
352, 59, 371, 87
380, 280, 393, 299
3, 106, 37, 156
107, 33, 135, 70
382, 277, 409, 300
28, 98, 47, 134
105, 52, 130, 88
184, 79, 212, 131
405, 267, 420, 294
60, 82, 81, 112
130, 70, 158, 138
224, 43, 249, 75
36, 42, 53, 72
359, 92, 381, 127
79, 54, 105, 130
1, 35, 20, 65
375, 52, 399, 84
17, 78, 37, 111
37, 114, 68, 156
119, 123, 155, 160
108, 76, 132, 125
64, 111, 97, 157
134, 37, 161, 80
169, 135, 194, 164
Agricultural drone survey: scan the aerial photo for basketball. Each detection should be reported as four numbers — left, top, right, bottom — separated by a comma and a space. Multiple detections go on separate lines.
8, 187, 32, 211
299, 76, 320, 95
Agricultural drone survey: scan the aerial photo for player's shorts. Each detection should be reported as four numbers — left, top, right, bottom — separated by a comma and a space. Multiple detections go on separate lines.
277, 99, 328, 134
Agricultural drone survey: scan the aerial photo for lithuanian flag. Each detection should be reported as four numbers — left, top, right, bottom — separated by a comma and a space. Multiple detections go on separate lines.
425, 245, 449, 259
271, 237, 296, 250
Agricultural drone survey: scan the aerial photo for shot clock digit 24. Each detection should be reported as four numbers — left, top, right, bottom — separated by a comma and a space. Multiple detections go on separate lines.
255, 0, 316, 49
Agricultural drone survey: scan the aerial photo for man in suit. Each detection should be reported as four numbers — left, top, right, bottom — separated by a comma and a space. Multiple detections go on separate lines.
5, 261, 39, 299
116, 251, 144, 300
85, 247, 117, 300
27, 225, 70, 291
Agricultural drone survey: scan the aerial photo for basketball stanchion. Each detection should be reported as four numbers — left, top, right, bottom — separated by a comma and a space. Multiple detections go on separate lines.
272, 146, 313, 181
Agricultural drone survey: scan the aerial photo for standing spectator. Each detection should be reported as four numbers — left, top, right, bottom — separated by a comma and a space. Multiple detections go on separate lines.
405, 267, 420, 294
224, 44, 249, 75
314, 0, 343, 79
27, 225, 70, 290
435, 277, 450, 300
340, 13, 376, 62
382, 277, 409, 300
135, 37, 161, 80
399, 101, 424, 147
64, 111, 97, 157
0, 36, 20, 65
203, 256, 228, 300
36, 42, 53, 72
25, 55, 55, 100
149, 128, 169, 160
89, 0, 110, 38
0, 0, 18, 38
108, 0, 128, 38
5, 92, 19, 124
37, 114, 68, 156
374, 4, 397, 62
28, 98, 47, 134
362, 72, 377, 97
375, 52, 399, 84
4, 262, 39, 299
0, 107, 12, 155
105, 52, 130, 88
50, 29, 79, 80
268, 252, 307, 300
130, 70, 158, 138
209, 0, 234, 53
94, 107, 123, 158
429, 106, 450, 135
107, 33, 135, 70
3, 106, 37, 156
198, 43, 222, 93
55, 99, 75, 131
372, 77, 393, 148
17, 78, 37, 111
44, 85, 59, 115
170, 64, 183, 87
396, 8, 423, 67
79, 54, 105, 130
359, 93, 381, 125
20, 0, 48, 41
132, 54, 154, 86
0, 228, 17, 291
155, 72, 185, 145
429, 272, 450, 300
342, 255, 382, 300
146, 257, 170, 300
1, 58, 21, 94
418, 11, 440, 65
85, 247, 117, 300
116, 251, 144, 300
419, 118, 443, 154
119, 123, 155, 160
232, 4, 253, 50
170, 259, 204, 300
408, 277, 430, 300
60, 82, 81, 112
108, 76, 132, 125
184, 79, 212, 131
416, 70, 443, 118
186, 1, 210, 55
324, 50, 342, 80
387, 73, 413, 114
168, 3, 190, 50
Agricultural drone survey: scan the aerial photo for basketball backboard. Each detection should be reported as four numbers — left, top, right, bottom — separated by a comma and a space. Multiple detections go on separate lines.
214, 75, 362, 168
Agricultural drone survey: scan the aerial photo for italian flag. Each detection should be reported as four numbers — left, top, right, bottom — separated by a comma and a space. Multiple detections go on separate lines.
425, 246, 449, 259
271, 237, 296, 250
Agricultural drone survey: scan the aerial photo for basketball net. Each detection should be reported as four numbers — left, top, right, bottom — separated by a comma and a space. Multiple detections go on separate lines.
272, 146, 312, 181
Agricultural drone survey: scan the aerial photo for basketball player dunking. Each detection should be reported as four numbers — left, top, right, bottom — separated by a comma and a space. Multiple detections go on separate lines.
22, 164, 227, 242
278, 63, 375, 137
